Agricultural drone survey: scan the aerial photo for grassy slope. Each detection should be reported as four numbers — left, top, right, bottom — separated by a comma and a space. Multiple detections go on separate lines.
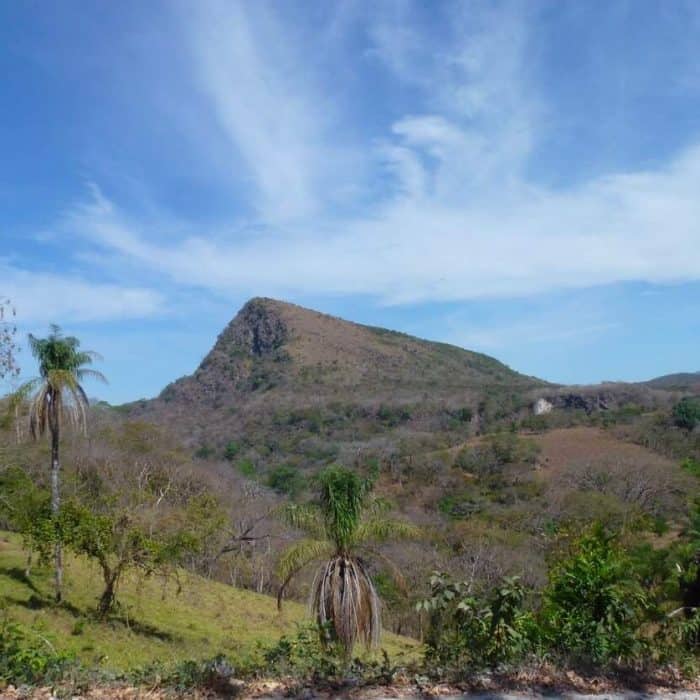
0, 533, 417, 672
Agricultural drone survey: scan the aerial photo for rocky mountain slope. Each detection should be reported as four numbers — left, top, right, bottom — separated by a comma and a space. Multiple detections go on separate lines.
127, 297, 684, 471
128, 298, 544, 453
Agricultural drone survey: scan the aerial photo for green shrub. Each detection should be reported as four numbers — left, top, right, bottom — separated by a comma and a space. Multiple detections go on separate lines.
541, 525, 649, 665
194, 444, 215, 460
224, 441, 240, 460
264, 623, 345, 680
130, 654, 240, 692
236, 459, 256, 477
267, 464, 304, 497
418, 573, 533, 674
0, 617, 74, 684
681, 457, 700, 478
673, 398, 700, 431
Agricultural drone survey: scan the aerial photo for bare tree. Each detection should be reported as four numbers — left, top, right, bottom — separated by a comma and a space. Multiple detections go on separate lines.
0, 298, 19, 381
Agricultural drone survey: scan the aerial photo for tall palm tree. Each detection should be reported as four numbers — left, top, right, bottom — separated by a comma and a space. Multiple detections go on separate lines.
276, 466, 419, 654
13, 325, 105, 602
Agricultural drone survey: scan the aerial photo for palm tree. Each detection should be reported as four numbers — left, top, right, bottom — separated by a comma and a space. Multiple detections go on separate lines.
12, 325, 105, 602
276, 466, 419, 654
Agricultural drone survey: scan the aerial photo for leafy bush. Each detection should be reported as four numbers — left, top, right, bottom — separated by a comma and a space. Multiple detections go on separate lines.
418, 572, 533, 674
267, 464, 304, 497
673, 398, 700, 431
194, 444, 215, 460
0, 617, 74, 684
129, 654, 240, 693
541, 526, 649, 665
263, 623, 399, 684
454, 433, 540, 476
377, 404, 411, 427
264, 623, 346, 680
236, 458, 256, 477
681, 457, 700, 478
224, 441, 240, 460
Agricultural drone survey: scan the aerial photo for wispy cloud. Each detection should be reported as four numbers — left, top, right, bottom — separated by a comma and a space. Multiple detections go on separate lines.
1, 261, 164, 323
33, 1, 700, 307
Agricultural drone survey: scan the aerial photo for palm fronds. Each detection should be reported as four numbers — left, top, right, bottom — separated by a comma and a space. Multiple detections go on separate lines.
278, 503, 325, 538
318, 466, 371, 553
353, 516, 421, 546
310, 555, 381, 653
276, 538, 333, 610
277, 538, 333, 585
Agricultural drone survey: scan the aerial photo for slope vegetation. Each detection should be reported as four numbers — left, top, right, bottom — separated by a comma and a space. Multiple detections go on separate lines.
0, 533, 416, 671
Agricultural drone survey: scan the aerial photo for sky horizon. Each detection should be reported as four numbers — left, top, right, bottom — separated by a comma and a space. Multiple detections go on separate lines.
2, 1, 699, 403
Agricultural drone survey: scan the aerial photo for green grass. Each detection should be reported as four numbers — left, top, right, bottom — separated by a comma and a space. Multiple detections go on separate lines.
0, 532, 417, 672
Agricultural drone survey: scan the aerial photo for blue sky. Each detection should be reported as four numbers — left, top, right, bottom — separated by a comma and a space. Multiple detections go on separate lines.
1, 0, 699, 403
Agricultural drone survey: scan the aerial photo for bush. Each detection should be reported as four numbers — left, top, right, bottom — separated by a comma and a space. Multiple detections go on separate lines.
673, 398, 700, 431
418, 573, 533, 674
681, 457, 700, 478
541, 526, 649, 665
0, 617, 74, 684
236, 458, 256, 477
454, 433, 540, 477
194, 444, 215, 460
224, 441, 240, 461
267, 465, 304, 497
130, 654, 240, 693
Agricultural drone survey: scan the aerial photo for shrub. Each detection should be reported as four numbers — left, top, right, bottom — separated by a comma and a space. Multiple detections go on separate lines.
194, 444, 215, 460
0, 617, 74, 684
541, 525, 649, 665
236, 458, 256, 477
681, 457, 700, 478
267, 464, 304, 497
224, 441, 240, 461
673, 398, 700, 431
418, 572, 533, 674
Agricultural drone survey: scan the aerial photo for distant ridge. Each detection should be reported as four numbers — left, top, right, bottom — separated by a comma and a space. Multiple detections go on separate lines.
643, 371, 700, 392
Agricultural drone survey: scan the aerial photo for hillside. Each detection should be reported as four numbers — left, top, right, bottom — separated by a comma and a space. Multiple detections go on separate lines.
0, 532, 416, 672
644, 371, 700, 392
126, 298, 683, 479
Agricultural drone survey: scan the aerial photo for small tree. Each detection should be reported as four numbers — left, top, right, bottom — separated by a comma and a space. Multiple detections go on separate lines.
276, 466, 419, 654
60, 494, 219, 618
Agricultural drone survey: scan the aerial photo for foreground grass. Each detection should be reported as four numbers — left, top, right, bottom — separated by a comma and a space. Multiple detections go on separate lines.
0, 533, 417, 672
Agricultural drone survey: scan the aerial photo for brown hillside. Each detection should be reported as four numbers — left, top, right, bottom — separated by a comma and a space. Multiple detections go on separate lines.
127, 297, 546, 453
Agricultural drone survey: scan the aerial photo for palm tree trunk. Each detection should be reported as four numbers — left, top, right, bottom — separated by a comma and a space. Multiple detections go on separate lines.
50, 420, 62, 604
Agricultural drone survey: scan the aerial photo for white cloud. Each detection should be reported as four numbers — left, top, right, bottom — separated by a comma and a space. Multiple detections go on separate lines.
44, 2, 700, 307
1, 262, 164, 323
67, 136, 700, 305
182, 1, 344, 222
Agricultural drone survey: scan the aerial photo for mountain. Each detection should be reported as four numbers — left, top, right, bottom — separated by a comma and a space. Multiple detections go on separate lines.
643, 371, 700, 392
128, 297, 546, 459
126, 297, 679, 472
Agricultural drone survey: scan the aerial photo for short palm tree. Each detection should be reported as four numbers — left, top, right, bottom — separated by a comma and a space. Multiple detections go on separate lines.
277, 466, 419, 654
12, 325, 105, 602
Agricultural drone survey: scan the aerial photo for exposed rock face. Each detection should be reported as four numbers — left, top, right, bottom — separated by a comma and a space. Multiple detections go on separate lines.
533, 398, 553, 415
209, 298, 288, 362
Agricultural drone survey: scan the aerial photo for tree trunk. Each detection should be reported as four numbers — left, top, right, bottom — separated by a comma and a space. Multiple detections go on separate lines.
98, 568, 118, 619
50, 417, 62, 604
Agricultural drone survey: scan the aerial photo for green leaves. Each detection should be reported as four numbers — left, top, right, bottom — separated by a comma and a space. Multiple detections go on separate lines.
277, 538, 332, 583
420, 570, 533, 671
541, 526, 649, 665
317, 466, 371, 553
